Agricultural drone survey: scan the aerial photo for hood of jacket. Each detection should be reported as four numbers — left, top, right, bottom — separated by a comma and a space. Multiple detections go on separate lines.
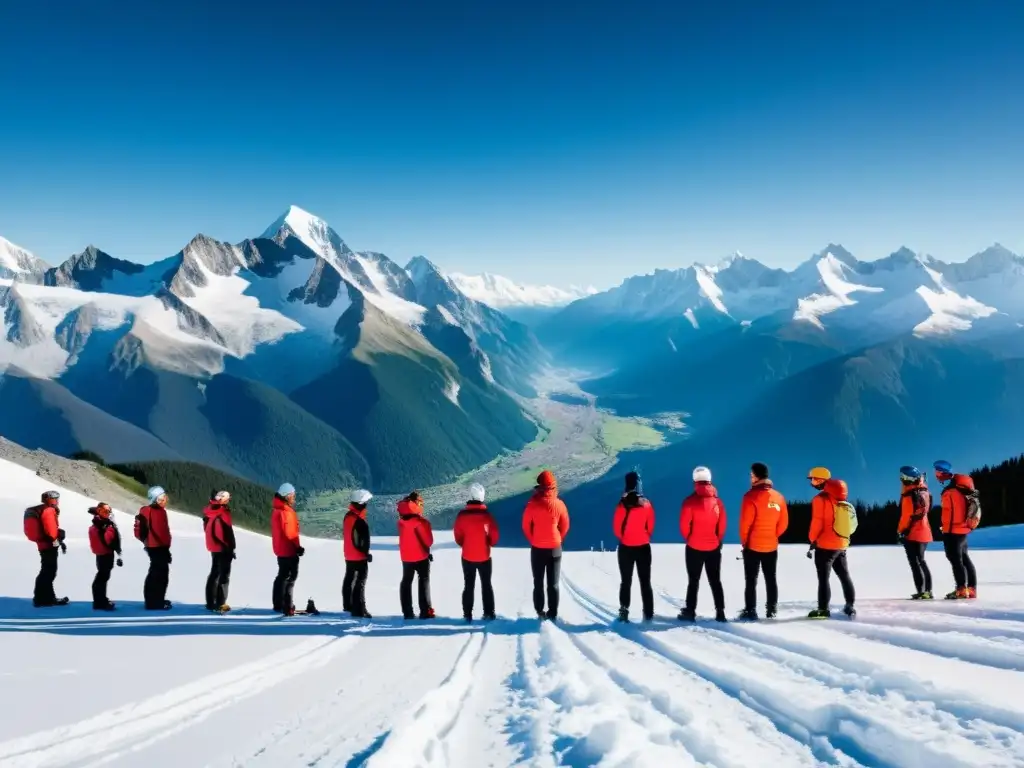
347, 504, 367, 519
397, 499, 424, 519
826, 478, 849, 502
693, 482, 718, 498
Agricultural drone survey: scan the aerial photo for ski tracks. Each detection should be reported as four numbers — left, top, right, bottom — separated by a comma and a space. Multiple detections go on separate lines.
566, 575, 1024, 768
0, 634, 358, 768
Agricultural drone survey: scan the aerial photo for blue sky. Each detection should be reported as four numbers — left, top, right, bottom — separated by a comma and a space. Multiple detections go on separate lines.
1, 0, 1021, 288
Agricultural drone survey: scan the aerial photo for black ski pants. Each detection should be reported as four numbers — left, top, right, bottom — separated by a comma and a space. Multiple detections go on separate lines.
273, 555, 299, 613
814, 548, 855, 610
903, 541, 932, 594
943, 533, 977, 589
144, 547, 171, 609
206, 551, 233, 609
34, 547, 59, 605
617, 544, 653, 617
531, 547, 562, 618
400, 560, 432, 617
462, 559, 495, 618
743, 549, 779, 612
93, 554, 114, 606
685, 546, 725, 613
343, 560, 369, 614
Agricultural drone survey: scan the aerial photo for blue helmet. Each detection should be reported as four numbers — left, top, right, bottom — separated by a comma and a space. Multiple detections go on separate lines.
933, 460, 953, 475
899, 465, 922, 483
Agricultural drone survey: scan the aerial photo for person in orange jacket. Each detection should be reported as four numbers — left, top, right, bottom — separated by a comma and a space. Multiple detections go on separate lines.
204, 491, 236, 612
24, 490, 67, 607
522, 470, 569, 620
738, 462, 788, 620
271, 483, 304, 615
343, 489, 373, 618
454, 483, 499, 622
136, 486, 173, 610
934, 460, 978, 599
897, 466, 933, 599
398, 492, 435, 620
89, 502, 122, 611
613, 470, 655, 622
807, 473, 856, 618
679, 466, 727, 622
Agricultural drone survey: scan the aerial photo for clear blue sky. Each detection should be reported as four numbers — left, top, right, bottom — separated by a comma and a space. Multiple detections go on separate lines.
1, 0, 1022, 288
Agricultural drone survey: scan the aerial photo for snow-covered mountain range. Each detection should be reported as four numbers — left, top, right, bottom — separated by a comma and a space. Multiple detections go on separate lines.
448, 271, 596, 309
0, 207, 544, 492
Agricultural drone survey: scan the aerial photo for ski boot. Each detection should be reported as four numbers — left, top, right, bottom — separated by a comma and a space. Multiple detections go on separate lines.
33, 597, 70, 608
352, 608, 373, 619
737, 607, 758, 621
807, 608, 831, 619
146, 600, 172, 611
546, 611, 558, 623
419, 608, 436, 620
945, 588, 970, 600
677, 607, 696, 622
715, 609, 728, 623
464, 615, 473, 624
93, 601, 116, 611
911, 591, 933, 600
617, 607, 630, 623
642, 612, 654, 623
482, 612, 497, 621
404, 613, 416, 621
305, 599, 320, 616
843, 604, 856, 619
537, 611, 547, 621
967, 587, 978, 599
765, 604, 778, 619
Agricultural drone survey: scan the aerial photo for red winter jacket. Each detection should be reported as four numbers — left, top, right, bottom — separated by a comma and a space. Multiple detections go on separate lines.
680, 483, 726, 551
898, 483, 933, 543
28, 504, 61, 552
522, 487, 570, 549
89, 516, 120, 556
271, 497, 301, 557
454, 503, 500, 562
138, 504, 172, 549
613, 495, 655, 547
204, 504, 236, 553
397, 499, 433, 563
344, 505, 371, 561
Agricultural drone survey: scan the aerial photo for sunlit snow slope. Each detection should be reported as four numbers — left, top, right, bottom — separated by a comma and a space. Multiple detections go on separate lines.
1, 458, 1023, 768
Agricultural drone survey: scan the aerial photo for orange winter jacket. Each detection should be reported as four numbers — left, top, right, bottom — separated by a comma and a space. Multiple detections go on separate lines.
271, 497, 301, 557
522, 487, 569, 549
454, 503, 500, 562
204, 504, 236, 553
397, 499, 433, 563
809, 480, 849, 551
680, 483, 726, 551
344, 506, 371, 561
89, 517, 120, 556
941, 475, 975, 535
613, 494, 655, 547
739, 481, 788, 552
138, 504, 172, 549
898, 483, 933, 543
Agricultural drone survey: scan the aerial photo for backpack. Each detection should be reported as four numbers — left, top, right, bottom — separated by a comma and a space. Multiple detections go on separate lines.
958, 486, 982, 531
833, 500, 858, 539
134, 511, 150, 543
24, 506, 44, 543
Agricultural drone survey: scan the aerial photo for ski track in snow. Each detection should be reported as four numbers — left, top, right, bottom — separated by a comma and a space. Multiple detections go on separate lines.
0, 634, 358, 768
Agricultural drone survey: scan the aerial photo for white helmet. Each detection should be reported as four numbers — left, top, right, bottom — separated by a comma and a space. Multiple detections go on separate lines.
468, 483, 486, 503
350, 489, 373, 505
147, 486, 167, 504
277, 482, 296, 497
213, 490, 231, 504
692, 466, 712, 483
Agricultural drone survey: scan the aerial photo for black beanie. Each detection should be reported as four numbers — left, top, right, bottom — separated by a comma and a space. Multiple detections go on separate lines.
624, 471, 642, 494
751, 462, 770, 481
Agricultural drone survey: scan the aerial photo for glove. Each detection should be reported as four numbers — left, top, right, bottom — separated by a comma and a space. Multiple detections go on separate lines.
57, 528, 66, 542
806, 546, 815, 560
168, 552, 173, 564
366, 553, 373, 563
428, 553, 434, 562
296, 546, 305, 557
59, 542, 67, 554
897, 532, 906, 543
232, 551, 237, 560
116, 558, 123, 567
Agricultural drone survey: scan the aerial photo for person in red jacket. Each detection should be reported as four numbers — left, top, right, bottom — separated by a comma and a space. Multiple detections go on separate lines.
343, 489, 373, 618
679, 466, 726, 622
204, 491, 236, 612
738, 462, 788, 620
897, 467, 933, 599
613, 470, 655, 622
397, 492, 435, 619
454, 483, 499, 622
24, 490, 67, 607
271, 483, 304, 615
137, 486, 173, 610
523, 470, 570, 620
934, 460, 979, 599
88, 502, 122, 611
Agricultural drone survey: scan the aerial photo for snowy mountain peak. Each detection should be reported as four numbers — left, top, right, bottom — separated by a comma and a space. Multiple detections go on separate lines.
261, 206, 353, 261
0, 235, 48, 279
448, 271, 596, 309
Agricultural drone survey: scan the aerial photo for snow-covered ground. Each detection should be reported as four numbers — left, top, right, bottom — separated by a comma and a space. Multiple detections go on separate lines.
1, 457, 1023, 767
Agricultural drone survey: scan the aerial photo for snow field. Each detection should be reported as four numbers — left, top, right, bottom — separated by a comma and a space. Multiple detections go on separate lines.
1, 456, 1023, 767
